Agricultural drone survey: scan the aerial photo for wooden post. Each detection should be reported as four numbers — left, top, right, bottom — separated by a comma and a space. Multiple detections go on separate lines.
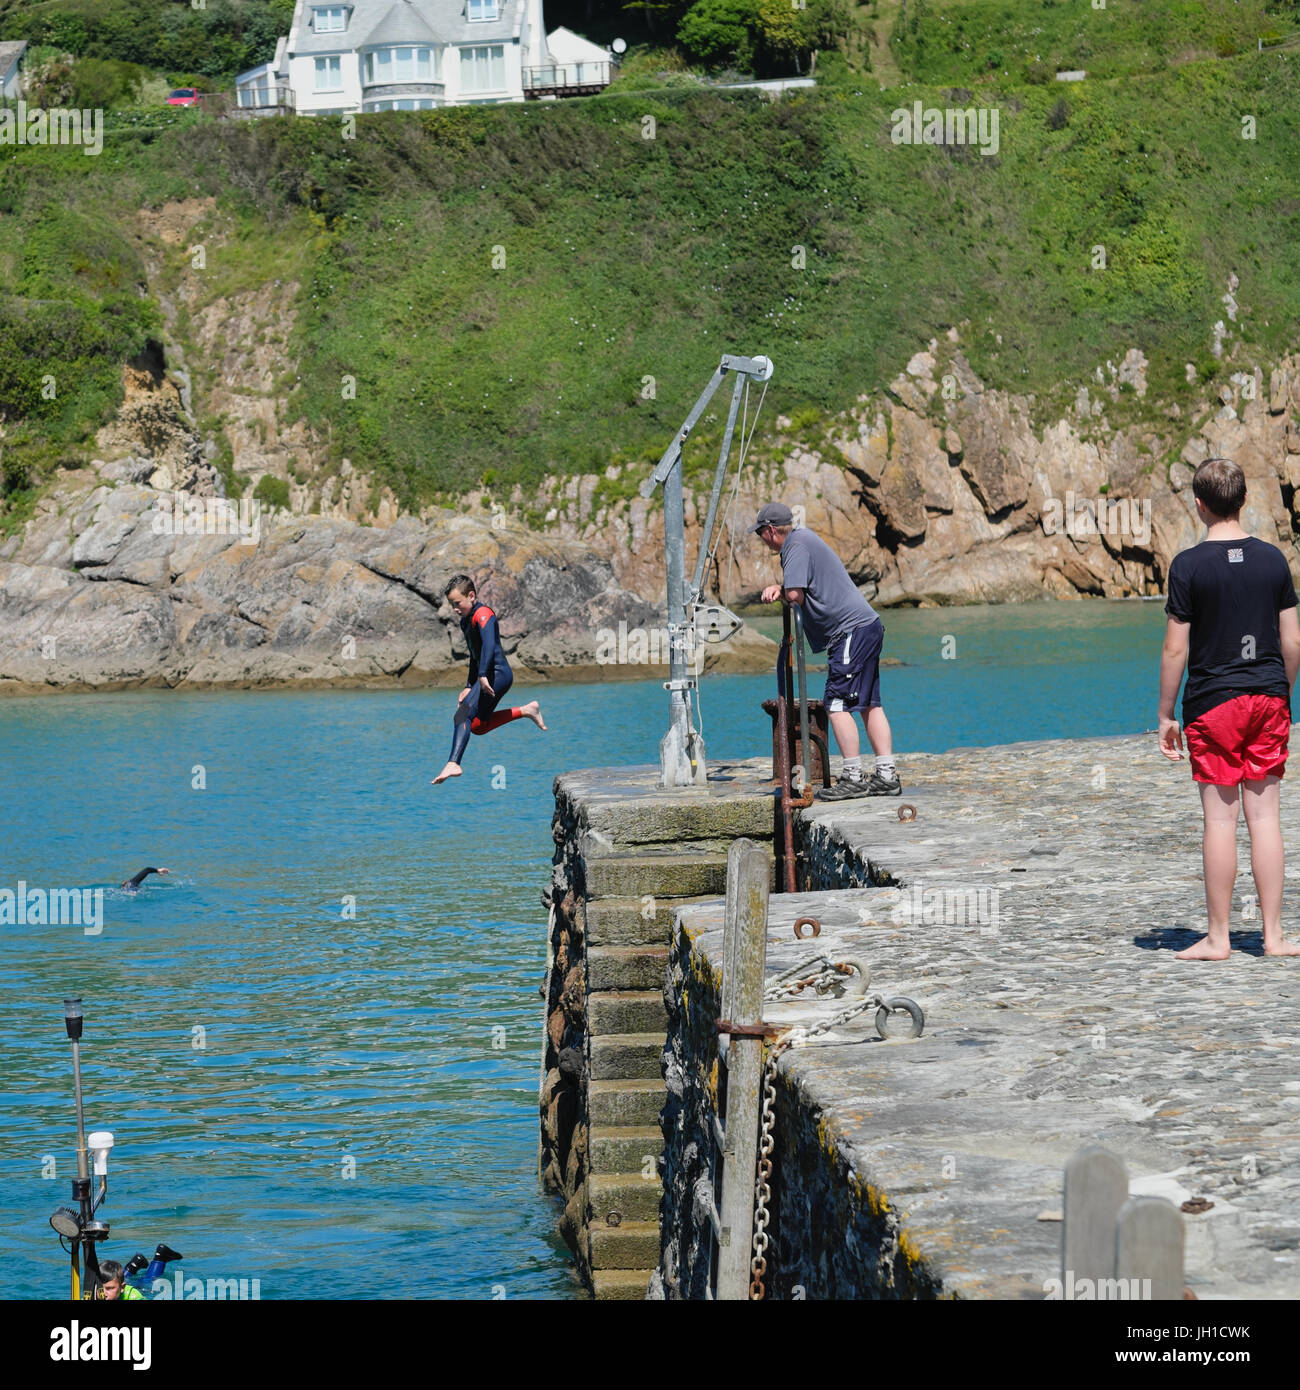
1062, 1146, 1128, 1286
715, 838, 770, 1300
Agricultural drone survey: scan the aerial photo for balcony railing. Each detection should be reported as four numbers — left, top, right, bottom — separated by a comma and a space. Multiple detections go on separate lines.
523, 61, 612, 94
235, 84, 295, 113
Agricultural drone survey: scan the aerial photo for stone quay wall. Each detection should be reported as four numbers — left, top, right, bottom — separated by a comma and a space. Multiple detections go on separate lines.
539, 763, 774, 1299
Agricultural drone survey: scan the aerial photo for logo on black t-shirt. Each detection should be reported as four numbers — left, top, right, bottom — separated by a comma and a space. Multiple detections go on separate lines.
1229, 548, 1244, 563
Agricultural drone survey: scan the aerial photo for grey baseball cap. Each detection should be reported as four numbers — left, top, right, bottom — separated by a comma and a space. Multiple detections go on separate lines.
749, 502, 794, 533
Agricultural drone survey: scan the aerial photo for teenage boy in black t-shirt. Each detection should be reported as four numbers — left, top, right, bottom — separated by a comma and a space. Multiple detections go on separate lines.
1159, 457, 1300, 959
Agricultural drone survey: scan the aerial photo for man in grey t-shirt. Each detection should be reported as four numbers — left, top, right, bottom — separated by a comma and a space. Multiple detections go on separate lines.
753, 503, 900, 799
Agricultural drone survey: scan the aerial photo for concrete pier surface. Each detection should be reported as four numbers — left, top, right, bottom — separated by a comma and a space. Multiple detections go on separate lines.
667, 732, 1300, 1298
544, 733, 1300, 1298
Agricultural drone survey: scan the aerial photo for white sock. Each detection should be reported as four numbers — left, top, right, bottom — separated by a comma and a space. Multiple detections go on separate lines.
875, 756, 895, 779
843, 757, 862, 781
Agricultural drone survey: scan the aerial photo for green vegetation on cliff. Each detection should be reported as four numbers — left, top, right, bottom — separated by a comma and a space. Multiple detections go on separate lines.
2, 36, 1299, 509
892, 0, 1299, 85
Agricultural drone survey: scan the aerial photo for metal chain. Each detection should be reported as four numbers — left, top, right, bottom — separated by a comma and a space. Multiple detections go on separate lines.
763, 956, 863, 1003
748, 993, 882, 1300
749, 1033, 791, 1300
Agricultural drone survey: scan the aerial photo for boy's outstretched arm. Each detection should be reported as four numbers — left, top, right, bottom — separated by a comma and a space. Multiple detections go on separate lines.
1158, 617, 1190, 760
1281, 607, 1300, 690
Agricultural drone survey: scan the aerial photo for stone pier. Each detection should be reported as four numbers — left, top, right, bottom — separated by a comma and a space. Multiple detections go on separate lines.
539, 763, 774, 1299
545, 734, 1300, 1299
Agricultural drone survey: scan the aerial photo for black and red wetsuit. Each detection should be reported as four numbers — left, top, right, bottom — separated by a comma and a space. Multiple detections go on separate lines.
448, 603, 517, 765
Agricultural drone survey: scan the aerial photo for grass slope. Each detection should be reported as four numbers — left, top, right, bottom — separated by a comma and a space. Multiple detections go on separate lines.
1, 41, 1298, 512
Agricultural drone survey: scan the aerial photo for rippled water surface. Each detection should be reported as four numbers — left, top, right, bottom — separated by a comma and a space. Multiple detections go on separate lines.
0, 600, 1164, 1298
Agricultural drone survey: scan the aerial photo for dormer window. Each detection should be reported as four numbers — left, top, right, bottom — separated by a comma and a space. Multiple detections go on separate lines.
468, 0, 499, 21
313, 6, 349, 33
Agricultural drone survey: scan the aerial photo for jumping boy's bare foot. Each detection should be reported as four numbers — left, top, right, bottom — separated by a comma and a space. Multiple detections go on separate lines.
522, 700, 547, 731
1176, 935, 1232, 961
1263, 938, 1300, 957
431, 762, 463, 785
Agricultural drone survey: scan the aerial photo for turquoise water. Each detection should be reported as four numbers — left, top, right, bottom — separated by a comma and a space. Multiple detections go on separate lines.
0, 600, 1165, 1299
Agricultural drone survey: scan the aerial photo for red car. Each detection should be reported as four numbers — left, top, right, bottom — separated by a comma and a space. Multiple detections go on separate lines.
166, 88, 200, 107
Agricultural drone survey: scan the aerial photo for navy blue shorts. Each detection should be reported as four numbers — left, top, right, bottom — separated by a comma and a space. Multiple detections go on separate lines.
823, 621, 884, 714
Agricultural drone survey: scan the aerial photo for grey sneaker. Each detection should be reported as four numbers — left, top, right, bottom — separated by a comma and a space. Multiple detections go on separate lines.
865, 769, 902, 796
816, 774, 871, 802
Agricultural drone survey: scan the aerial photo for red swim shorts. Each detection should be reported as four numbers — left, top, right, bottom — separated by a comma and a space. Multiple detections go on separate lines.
1184, 693, 1291, 784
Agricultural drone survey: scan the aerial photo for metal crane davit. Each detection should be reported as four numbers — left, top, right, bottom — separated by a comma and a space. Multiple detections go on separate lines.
639, 352, 774, 788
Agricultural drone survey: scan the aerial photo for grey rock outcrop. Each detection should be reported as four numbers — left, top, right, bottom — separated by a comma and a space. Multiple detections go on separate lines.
519, 345, 1300, 608
0, 469, 774, 694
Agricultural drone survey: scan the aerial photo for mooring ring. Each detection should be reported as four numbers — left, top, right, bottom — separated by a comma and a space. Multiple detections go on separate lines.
897, 804, 917, 822
833, 958, 871, 996
793, 916, 821, 940
875, 996, 925, 1039
605, 1209, 623, 1227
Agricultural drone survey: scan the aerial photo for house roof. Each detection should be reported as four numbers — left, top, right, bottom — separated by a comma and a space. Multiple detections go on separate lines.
289, 0, 518, 54
0, 40, 27, 75
363, 1, 449, 47
544, 26, 607, 64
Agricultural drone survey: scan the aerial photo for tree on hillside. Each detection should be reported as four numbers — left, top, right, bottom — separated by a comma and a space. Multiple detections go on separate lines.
676, 0, 854, 74
676, 0, 758, 66
0, 0, 295, 79
620, 0, 696, 42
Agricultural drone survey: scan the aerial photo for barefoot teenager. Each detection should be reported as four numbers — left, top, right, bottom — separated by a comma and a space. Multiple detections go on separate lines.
1158, 457, 1300, 959
432, 575, 546, 785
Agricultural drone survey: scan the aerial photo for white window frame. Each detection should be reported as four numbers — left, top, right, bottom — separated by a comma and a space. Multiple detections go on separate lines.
313, 56, 343, 92
313, 6, 348, 33
364, 46, 438, 84
460, 44, 505, 92
468, 0, 499, 21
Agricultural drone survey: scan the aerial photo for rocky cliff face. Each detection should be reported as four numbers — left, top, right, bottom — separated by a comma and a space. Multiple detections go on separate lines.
520, 339, 1300, 608
0, 463, 773, 693
4, 199, 1298, 692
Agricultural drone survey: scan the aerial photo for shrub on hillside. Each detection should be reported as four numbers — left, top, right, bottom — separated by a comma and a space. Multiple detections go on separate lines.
676, 0, 759, 67
26, 55, 145, 110
253, 475, 290, 511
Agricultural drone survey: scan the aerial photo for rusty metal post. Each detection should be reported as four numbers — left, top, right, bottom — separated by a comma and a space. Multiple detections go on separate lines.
774, 607, 797, 893
715, 838, 770, 1299
792, 605, 812, 795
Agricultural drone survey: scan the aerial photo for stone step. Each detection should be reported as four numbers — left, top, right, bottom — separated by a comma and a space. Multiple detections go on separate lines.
589, 1172, 662, 1224
590, 1220, 661, 1271
589, 1078, 666, 1127
589, 988, 667, 1035
589, 944, 670, 992
582, 850, 732, 899
586, 895, 712, 946
590, 1125, 663, 1176
592, 1268, 656, 1301
579, 786, 775, 846
591, 1032, 663, 1081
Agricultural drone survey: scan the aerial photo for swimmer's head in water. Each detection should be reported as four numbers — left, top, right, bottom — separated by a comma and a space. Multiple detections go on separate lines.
444, 574, 476, 617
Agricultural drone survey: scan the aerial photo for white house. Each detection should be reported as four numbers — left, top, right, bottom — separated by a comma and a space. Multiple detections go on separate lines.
0, 41, 27, 101
236, 1, 614, 116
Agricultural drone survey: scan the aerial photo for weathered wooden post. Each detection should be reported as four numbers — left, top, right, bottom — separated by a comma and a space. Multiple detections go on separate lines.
715, 838, 770, 1299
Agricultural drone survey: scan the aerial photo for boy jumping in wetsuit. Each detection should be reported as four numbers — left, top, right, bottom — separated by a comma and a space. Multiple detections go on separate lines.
432, 575, 546, 784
